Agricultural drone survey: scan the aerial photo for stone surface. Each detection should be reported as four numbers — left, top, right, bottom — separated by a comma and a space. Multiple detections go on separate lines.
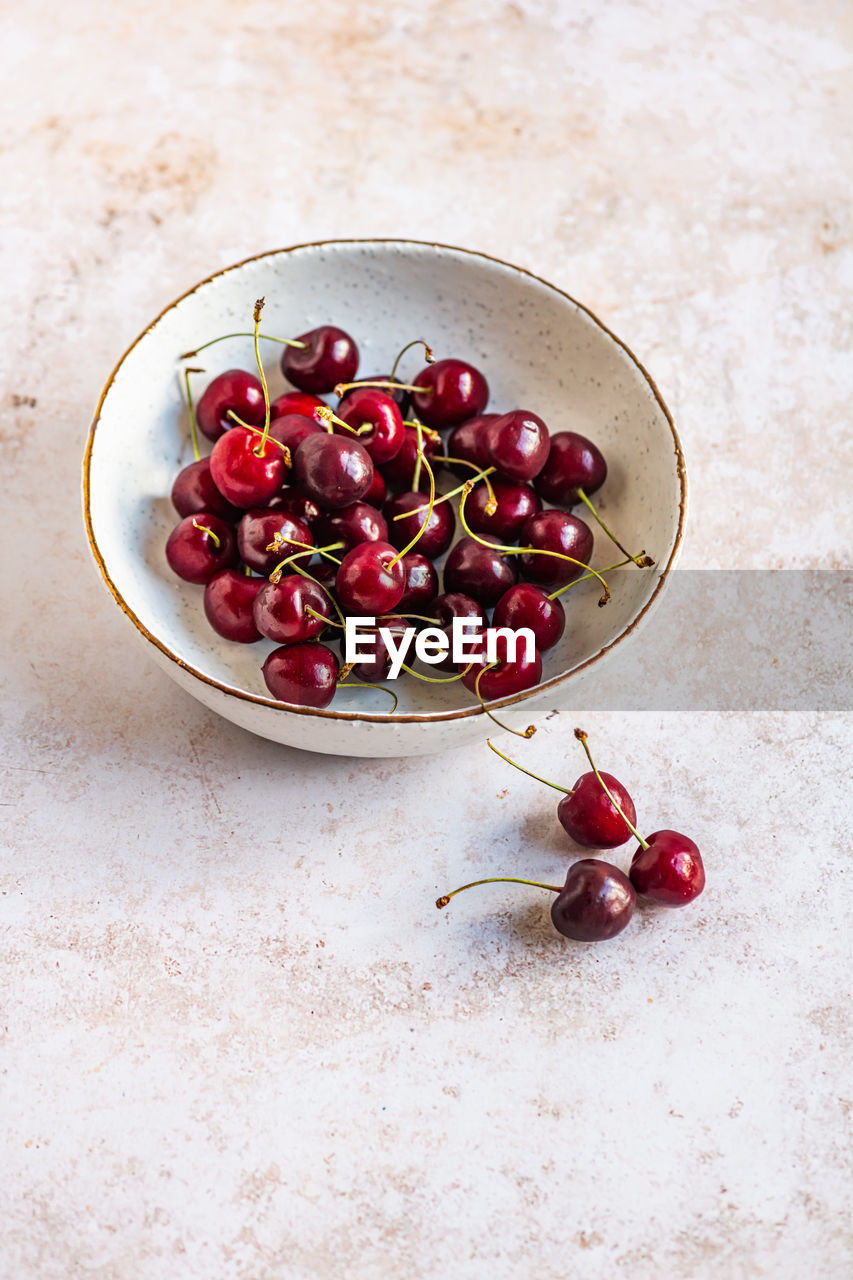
1, 2, 851, 1277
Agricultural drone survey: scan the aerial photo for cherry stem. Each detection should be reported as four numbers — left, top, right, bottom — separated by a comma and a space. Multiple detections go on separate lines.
436, 877, 562, 910
486, 738, 570, 794
402, 420, 442, 444
250, 298, 272, 456
337, 679, 399, 713
179, 332, 307, 359
267, 539, 344, 584
389, 338, 434, 383
474, 664, 536, 739
459, 486, 611, 606
388, 447, 436, 569
392, 466, 496, 522
547, 556, 635, 601
399, 661, 466, 684
191, 518, 220, 548
292, 568, 346, 629
576, 488, 655, 568
183, 366, 204, 461
573, 727, 648, 849
412, 418, 425, 491
334, 379, 431, 397
314, 405, 370, 436
226, 410, 292, 466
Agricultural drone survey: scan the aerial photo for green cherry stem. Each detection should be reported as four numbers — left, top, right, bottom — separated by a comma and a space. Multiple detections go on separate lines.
389, 338, 434, 383
314, 405, 370, 436
225, 411, 292, 466
412, 418, 425, 492
334, 379, 431, 397
191, 518, 220, 547
392, 467, 497, 522
474, 664, 536, 740
388, 449, 437, 569
573, 727, 649, 850
267, 539, 344, 584
576, 488, 655, 568
337, 679, 399, 713
293, 569, 347, 629
251, 298, 272, 456
180, 332, 307, 359
183, 366, 204, 461
399, 662, 466, 684
436, 877, 561, 910
486, 739, 570, 793
546, 556, 635, 602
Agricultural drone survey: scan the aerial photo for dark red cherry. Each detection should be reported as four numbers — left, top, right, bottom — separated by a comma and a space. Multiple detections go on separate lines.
380, 427, 438, 492
267, 412, 324, 454
270, 390, 327, 420
293, 433, 374, 509
165, 513, 237, 584
262, 641, 339, 708
339, 375, 410, 417
443, 535, 517, 606
483, 410, 550, 482
253, 575, 333, 645
315, 502, 388, 552
281, 325, 359, 394
336, 389, 404, 465
384, 491, 455, 559
351, 614, 408, 681
411, 358, 489, 429
363, 468, 387, 508
431, 591, 485, 670
558, 772, 637, 849
492, 583, 565, 652
444, 414, 498, 477
171, 458, 240, 521
203, 569, 264, 643
273, 488, 323, 527
237, 509, 312, 576
196, 369, 266, 442
519, 510, 594, 587
534, 431, 607, 507
465, 476, 541, 541
397, 553, 438, 612
550, 860, 636, 941
209, 427, 286, 508
335, 540, 405, 614
629, 831, 705, 906
459, 627, 542, 699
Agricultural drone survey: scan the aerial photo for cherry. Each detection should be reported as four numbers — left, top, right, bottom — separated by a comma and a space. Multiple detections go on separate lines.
443, 535, 517, 606
460, 627, 542, 699
380, 427, 438, 492
336, 389, 404, 464
464, 476, 541, 541
203, 569, 264, 643
171, 457, 240, 521
335, 540, 405, 614
363, 468, 387, 508
519, 510, 594, 587
629, 832, 706, 906
492, 583, 565, 652
431, 591, 485, 670
281, 325, 359, 394
411, 358, 489, 428
550, 860, 636, 941
209, 426, 286, 508
196, 369, 265, 442
534, 430, 607, 507
267, 412, 324, 454
397, 553, 438, 612
273, 488, 323, 527
165, 513, 237, 584
444, 414, 498, 477
315, 501, 388, 552
385, 490, 455, 559
253, 575, 333, 645
339, 375, 410, 417
483, 410, 550, 482
262, 641, 339, 707
270, 390, 327, 420
351, 614, 409, 681
293, 433, 374, 509
237, 509, 313, 575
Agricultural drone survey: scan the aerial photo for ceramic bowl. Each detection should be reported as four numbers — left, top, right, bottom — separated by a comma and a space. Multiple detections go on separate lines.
83, 240, 686, 757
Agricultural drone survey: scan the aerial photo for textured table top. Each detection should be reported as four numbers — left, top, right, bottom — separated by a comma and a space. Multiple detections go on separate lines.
2, 2, 851, 1277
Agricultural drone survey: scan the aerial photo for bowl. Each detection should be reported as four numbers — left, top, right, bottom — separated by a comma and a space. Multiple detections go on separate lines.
83, 240, 686, 757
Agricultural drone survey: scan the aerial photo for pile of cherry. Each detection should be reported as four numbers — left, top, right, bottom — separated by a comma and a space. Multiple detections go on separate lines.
165, 302, 653, 711
437, 728, 706, 942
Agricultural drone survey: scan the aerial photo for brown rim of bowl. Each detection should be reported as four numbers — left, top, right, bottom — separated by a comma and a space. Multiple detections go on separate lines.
83, 238, 687, 725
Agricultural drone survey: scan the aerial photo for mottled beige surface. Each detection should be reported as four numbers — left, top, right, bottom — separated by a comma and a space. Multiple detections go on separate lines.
2, 2, 852, 1277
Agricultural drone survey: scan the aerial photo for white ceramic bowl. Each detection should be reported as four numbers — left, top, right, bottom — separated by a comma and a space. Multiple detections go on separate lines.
83, 240, 686, 757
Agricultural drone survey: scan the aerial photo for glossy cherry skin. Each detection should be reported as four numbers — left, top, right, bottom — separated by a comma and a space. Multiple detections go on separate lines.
165, 513, 237, 584
196, 369, 266, 442
267, 412, 324, 454
629, 831, 706, 906
363, 468, 387, 508
315, 502, 388, 552
431, 591, 485, 670
411, 358, 489, 428
274, 488, 323, 528
253, 575, 333, 645
209, 427, 286, 508
465, 476, 541, 541
380, 427, 438, 492
459, 627, 542, 699
293, 433, 374, 509
336, 389, 404, 465
270, 390, 327, 420
444, 414, 498, 477
551, 860, 636, 941
339, 374, 410, 417
493, 583, 565, 652
171, 458, 240, 521
519, 510, 594, 587
203, 570, 264, 643
335, 540, 405, 614
262, 641, 339, 707
385, 490, 455, 559
443, 535, 517, 606
558, 772, 638, 849
351, 614, 408, 681
397, 553, 438, 612
281, 325, 359, 394
534, 431, 607, 507
484, 410, 550, 482
237, 509, 313, 576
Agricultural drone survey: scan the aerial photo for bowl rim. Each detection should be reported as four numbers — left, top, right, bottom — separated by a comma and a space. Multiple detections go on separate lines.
83, 237, 687, 725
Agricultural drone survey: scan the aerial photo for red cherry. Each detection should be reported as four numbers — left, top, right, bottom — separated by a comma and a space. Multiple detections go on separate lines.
351, 614, 408, 681
335, 541, 405, 614
558, 772, 637, 848
293, 433, 374, 509
550, 860, 636, 941
267, 412, 324, 454
203, 569, 264, 642
315, 502, 388, 552
444, 414, 498, 477
483, 410, 550, 482
262, 641, 339, 707
336, 389, 404, 465
363, 468, 387, 508
380, 427, 438, 492
465, 476, 541, 541
411, 358, 489, 428
196, 370, 265, 442
431, 591, 485, 671
253, 575, 333, 644
443, 535, 517, 606
165, 513, 237, 584
534, 431, 607, 507
384, 490, 455, 559
281, 325, 359, 394
397, 553, 438, 612
237, 509, 312, 576
171, 458, 240, 521
629, 831, 706, 906
519, 510, 594, 587
492, 583, 565, 652
209, 427, 286, 508
270, 390, 327, 420
273, 488, 323, 527
460, 627, 542, 699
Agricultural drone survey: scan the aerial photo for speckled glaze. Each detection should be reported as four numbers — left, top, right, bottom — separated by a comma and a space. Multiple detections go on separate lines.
84, 240, 685, 756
